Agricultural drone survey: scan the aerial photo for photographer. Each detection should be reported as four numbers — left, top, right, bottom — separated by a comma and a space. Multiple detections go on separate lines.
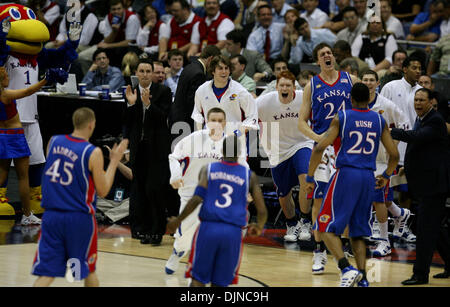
95, 143, 133, 224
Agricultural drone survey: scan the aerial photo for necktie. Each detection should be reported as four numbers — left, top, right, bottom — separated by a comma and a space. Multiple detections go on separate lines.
413, 117, 421, 131
264, 30, 271, 61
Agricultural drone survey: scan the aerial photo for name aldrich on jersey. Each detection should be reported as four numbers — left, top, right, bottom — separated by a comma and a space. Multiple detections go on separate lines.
52, 145, 79, 162
316, 89, 351, 103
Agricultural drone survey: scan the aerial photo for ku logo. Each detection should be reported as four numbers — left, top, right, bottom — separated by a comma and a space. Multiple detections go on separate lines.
319, 214, 330, 223
88, 253, 97, 265
316, 84, 322, 88
230, 94, 237, 101
378, 110, 384, 114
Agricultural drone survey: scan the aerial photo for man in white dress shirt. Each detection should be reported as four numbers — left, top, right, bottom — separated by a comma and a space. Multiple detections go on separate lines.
164, 49, 184, 100
246, 5, 285, 62
272, 0, 295, 24
300, 0, 329, 28
380, 0, 405, 39
336, 6, 365, 46
289, 18, 336, 65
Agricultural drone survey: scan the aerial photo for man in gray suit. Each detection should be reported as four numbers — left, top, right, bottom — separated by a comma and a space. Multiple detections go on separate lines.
224, 29, 273, 82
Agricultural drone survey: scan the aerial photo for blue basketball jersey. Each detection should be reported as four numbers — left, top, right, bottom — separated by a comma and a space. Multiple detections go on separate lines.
310, 71, 353, 135
41, 135, 97, 214
335, 109, 386, 171
199, 161, 251, 228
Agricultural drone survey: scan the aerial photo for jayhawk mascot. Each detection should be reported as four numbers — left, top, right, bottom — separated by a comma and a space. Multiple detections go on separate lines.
0, 3, 82, 217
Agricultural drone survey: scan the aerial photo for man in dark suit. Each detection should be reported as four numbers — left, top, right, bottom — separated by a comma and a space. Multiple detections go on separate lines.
224, 29, 273, 81
123, 57, 172, 245
391, 88, 450, 285
169, 45, 221, 141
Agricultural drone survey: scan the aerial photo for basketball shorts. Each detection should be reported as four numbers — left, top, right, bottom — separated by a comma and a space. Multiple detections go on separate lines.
0, 128, 31, 159
271, 147, 312, 197
313, 167, 374, 238
186, 221, 243, 287
22, 122, 45, 165
393, 165, 408, 192
31, 210, 98, 280
313, 145, 336, 199
373, 163, 393, 203
373, 182, 394, 203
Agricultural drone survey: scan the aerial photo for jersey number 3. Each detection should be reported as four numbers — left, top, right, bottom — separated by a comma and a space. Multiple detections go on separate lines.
215, 183, 233, 208
45, 159, 74, 185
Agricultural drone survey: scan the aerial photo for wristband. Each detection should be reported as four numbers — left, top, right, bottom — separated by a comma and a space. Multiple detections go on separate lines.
381, 170, 391, 180
306, 175, 315, 183
194, 185, 207, 199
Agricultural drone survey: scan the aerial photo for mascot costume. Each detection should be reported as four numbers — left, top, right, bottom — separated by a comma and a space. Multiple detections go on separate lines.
0, 3, 81, 217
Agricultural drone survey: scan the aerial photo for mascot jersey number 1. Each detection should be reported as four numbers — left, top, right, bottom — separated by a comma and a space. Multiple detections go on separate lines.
0, 3, 81, 215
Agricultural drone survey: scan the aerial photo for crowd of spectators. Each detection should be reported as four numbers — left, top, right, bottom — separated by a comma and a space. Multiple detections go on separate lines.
20, 0, 447, 96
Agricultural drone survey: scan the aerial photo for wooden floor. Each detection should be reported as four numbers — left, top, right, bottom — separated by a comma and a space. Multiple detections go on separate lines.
0, 231, 450, 287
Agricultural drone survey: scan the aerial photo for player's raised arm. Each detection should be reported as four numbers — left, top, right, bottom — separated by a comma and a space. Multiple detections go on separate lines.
1, 68, 68, 104
89, 139, 128, 198
376, 122, 400, 189
167, 165, 209, 233
306, 115, 340, 194
298, 82, 321, 143
247, 172, 268, 236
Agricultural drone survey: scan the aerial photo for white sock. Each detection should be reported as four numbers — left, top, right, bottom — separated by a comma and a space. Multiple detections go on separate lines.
388, 202, 402, 218
379, 221, 389, 241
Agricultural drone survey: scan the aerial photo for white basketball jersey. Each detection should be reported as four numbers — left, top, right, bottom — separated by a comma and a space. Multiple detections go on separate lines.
169, 130, 247, 198
192, 79, 259, 134
256, 90, 314, 166
370, 94, 409, 173
5, 55, 39, 123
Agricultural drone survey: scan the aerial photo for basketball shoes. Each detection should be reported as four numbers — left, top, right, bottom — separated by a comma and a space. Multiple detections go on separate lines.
372, 238, 392, 257
298, 218, 312, 241
340, 266, 362, 287
393, 208, 416, 243
21, 213, 41, 225
312, 250, 327, 274
358, 279, 370, 287
165, 249, 185, 275
284, 221, 300, 242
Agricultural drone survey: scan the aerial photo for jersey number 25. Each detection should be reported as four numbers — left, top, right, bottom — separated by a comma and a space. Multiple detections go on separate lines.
347, 131, 376, 155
